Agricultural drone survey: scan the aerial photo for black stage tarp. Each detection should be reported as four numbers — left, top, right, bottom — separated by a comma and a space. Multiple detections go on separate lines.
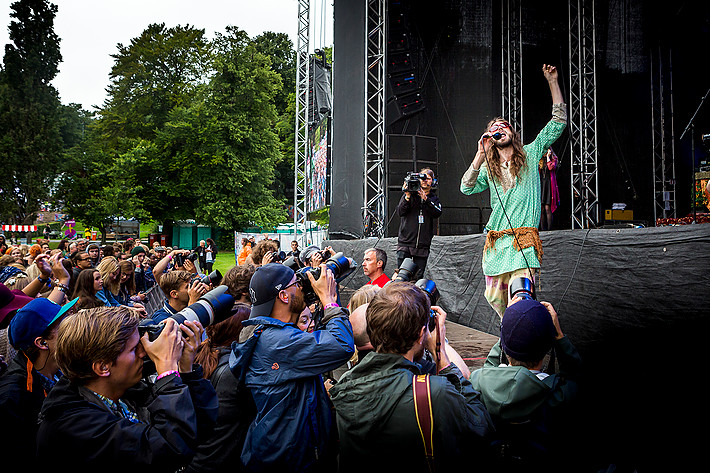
325, 223, 710, 470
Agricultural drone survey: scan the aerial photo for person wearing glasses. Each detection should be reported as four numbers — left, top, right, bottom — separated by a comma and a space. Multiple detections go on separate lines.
230, 263, 354, 472
460, 64, 567, 318
396, 167, 442, 280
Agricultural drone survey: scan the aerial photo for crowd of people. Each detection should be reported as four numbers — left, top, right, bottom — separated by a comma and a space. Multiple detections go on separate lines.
0, 227, 582, 472
0, 63, 582, 472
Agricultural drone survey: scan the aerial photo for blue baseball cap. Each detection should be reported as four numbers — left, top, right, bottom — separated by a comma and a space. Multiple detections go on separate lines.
8, 297, 79, 351
249, 263, 295, 318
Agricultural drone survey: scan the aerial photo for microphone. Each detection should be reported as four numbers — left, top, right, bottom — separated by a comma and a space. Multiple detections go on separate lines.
492, 132, 502, 140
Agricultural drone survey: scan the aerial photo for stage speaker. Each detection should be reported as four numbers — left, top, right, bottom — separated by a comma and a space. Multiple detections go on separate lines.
386, 1, 424, 127
386, 134, 438, 237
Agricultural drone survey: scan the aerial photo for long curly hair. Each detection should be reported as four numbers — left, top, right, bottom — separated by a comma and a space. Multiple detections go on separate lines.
484, 118, 528, 186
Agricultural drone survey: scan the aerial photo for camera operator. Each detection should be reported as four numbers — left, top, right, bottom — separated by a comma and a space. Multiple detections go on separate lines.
329, 282, 492, 471
396, 168, 442, 279
36, 306, 218, 472
230, 263, 355, 472
151, 270, 209, 323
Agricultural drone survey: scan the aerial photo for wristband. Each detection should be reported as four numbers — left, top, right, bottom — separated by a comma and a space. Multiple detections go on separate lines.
323, 303, 339, 309
156, 370, 180, 381
37, 276, 50, 284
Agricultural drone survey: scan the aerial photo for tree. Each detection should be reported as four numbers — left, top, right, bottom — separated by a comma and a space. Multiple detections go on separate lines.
156, 26, 286, 230
253, 32, 297, 203
0, 0, 63, 224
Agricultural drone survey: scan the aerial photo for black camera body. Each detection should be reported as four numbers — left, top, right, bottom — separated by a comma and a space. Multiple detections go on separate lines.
404, 172, 428, 192
295, 251, 356, 306
173, 250, 198, 268
193, 269, 223, 287
138, 285, 234, 341
509, 276, 536, 301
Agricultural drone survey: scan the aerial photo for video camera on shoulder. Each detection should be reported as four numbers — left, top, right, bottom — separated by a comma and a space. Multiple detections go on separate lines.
404, 172, 428, 192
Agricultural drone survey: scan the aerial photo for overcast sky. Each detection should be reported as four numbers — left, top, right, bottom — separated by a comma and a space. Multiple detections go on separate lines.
0, 0, 333, 111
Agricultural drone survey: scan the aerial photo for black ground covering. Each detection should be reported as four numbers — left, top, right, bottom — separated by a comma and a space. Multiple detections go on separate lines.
326, 223, 710, 471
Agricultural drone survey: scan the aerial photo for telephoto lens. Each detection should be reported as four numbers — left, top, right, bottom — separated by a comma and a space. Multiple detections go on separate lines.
138, 285, 235, 341
296, 252, 357, 306
415, 278, 440, 306
509, 277, 536, 301
393, 258, 418, 282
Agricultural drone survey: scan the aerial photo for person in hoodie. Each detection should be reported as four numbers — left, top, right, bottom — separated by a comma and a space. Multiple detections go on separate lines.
329, 281, 493, 472
470, 298, 582, 468
229, 263, 354, 472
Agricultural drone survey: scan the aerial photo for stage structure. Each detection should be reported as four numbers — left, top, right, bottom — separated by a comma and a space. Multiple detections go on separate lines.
568, 0, 600, 229
331, 0, 602, 238
650, 44, 677, 221
501, 0, 524, 140
293, 0, 310, 247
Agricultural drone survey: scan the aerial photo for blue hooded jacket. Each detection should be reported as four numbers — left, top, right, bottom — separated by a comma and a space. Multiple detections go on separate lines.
229, 306, 354, 472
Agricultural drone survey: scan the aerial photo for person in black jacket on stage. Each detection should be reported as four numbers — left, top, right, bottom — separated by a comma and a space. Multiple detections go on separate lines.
395, 167, 442, 279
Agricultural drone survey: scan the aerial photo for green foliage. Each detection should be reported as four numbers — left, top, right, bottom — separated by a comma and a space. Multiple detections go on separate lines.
0, 0, 63, 224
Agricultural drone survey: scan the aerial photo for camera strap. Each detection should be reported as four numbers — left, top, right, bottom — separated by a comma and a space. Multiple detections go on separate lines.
412, 374, 435, 472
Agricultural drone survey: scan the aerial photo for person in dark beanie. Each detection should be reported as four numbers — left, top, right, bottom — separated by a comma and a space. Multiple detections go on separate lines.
0, 296, 78, 467
470, 299, 582, 469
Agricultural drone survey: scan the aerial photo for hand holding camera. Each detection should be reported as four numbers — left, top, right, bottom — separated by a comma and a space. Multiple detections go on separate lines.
141, 318, 183, 374
426, 306, 451, 371
178, 319, 204, 373
188, 278, 209, 305
306, 264, 338, 307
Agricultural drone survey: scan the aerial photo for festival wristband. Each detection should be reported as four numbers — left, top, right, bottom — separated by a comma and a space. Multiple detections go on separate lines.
156, 370, 180, 381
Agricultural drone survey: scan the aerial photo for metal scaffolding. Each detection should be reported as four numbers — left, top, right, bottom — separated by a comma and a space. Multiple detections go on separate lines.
363, 0, 387, 237
294, 0, 310, 246
650, 45, 677, 221
501, 0, 524, 140
568, 0, 599, 229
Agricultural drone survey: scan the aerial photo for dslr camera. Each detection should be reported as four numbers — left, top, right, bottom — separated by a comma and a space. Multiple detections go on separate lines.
193, 269, 223, 287
294, 252, 357, 306
173, 250, 198, 268
138, 285, 234, 341
404, 172, 428, 192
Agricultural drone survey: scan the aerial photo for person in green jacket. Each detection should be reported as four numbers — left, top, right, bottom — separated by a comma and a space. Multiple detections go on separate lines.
460, 64, 567, 318
470, 298, 582, 468
329, 281, 493, 471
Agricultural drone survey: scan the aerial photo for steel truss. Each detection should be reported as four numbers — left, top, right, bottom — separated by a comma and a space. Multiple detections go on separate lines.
650, 45, 677, 221
363, 0, 387, 237
294, 0, 310, 245
501, 0, 524, 140
568, 0, 599, 229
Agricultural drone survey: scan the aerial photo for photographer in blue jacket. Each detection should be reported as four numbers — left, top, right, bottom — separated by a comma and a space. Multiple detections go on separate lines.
230, 263, 355, 472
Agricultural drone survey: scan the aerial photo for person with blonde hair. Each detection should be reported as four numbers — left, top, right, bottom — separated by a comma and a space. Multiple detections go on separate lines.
36, 305, 218, 470
96, 257, 146, 315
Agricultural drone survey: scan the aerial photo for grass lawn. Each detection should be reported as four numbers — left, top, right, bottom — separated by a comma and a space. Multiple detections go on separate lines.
212, 250, 238, 276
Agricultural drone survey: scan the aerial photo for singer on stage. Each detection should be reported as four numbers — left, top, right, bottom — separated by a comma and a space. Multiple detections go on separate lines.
460, 64, 566, 318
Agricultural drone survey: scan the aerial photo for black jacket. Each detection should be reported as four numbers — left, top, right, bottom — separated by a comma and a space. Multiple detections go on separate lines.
0, 351, 53, 468
37, 366, 218, 473
186, 348, 256, 472
396, 191, 442, 250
